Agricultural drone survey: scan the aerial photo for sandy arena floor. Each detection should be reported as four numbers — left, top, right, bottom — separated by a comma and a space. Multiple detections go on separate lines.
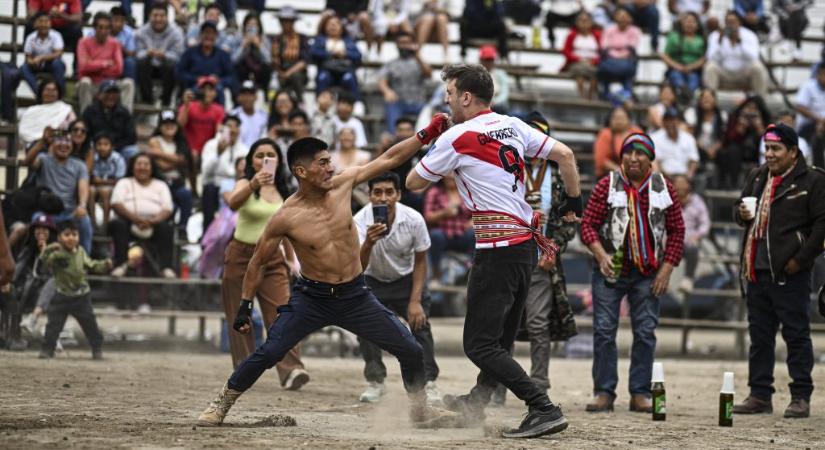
1, 350, 824, 449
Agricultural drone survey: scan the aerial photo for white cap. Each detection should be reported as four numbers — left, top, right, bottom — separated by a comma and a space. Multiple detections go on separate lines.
652, 362, 665, 382
721, 372, 735, 394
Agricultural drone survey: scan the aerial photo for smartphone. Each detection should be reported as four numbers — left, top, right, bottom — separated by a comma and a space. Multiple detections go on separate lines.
262, 157, 277, 176
372, 204, 390, 235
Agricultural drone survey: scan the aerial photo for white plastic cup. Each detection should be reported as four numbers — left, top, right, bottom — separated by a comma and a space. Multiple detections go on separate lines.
741, 197, 757, 217
721, 372, 735, 394
652, 362, 665, 382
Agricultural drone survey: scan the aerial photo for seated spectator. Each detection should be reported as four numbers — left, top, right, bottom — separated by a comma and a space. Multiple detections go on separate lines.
734, 0, 769, 35
370, 0, 414, 57
89, 132, 126, 230
593, 105, 644, 177
106, 7, 136, 82
423, 177, 475, 281
560, 11, 602, 100
685, 88, 726, 163
27, 0, 82, 52
672, 174, 709, 293
19, 79, 75, 147
77, 12, 135, 113
232, 81, 268, 148
272, 7, 310, 101
378, 31, 431, 134
109, 154, 176, 279
178, 75, 226, 167
267, 90, 299, 140
311, 15, 362, 98
333, 127, 372, 172
25, 130, 93, 253
67, 119, 93, 170
661, 12, 706, 104
136, 2, 184, 106
545, 0, 584, 50
229, 12, 271, 91
279, 110, 312, 151
200, 115, 248, 233
214, 0, 264, 29
10, 214, 56, 327
592, 0, 617, 29
177, 21, 235, 105
667, 0, 709, 18
773, 0, 813, 61
322, 0, 373, 48
716, 95, 769, 188
651, 107, 700, 178
81, 80, 139, 161
310, 88, 336, 147
21, 12, 66, 94
703, 11, 769, 99
185, 3, 233, 51
414, 0, 450, 60
332, 91, 368, 148
598, 7, 641, 105
460, 0, 509, 60
618, 0, 660, 50
647, 82, 678, 131
795, 62, 825, 167
148, 111, 195, 237
479, 46, 510, 113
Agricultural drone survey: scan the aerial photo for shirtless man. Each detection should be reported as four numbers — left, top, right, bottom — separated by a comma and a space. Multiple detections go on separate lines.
196, 116, 455, 428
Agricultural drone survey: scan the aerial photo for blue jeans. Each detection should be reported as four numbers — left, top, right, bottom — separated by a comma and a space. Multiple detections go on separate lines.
384, 101, 423, 134
746, 270, 814, 401
21, 59, 66, 92
316, 69, 360, 99
429, 228, 475, 277
625, 4, 660, 50
667, 69, 701, 98
52, 210, 93, 254
228, 274, 425, 392
591, 268, 659, 398
598, 57, 637, 105
118, 145, 140, 162
122, 56, 137, 82
171, 184, 193, 231
215, 0, 266, 20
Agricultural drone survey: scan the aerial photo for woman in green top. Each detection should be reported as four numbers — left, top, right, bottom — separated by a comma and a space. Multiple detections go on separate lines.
221, 138, 309, 391
661, 12, 706, 104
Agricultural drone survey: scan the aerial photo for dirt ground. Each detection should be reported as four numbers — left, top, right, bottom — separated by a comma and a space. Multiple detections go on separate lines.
1, 350, 824, 450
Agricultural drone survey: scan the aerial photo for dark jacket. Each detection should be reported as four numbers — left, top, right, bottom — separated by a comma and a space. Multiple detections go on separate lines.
176, 45, 235, 90
81, 101, 137, 151
736, 160, 825, 283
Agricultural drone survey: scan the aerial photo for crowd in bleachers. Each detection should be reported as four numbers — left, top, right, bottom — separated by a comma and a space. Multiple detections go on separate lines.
1, 0, 825, 293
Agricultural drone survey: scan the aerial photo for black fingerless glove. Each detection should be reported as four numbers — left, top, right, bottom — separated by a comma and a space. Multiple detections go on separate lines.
233, 299, 253, 332
559, 196, 583, 217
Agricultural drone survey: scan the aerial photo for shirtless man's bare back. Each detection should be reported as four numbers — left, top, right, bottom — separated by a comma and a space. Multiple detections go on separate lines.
196, 116, 456, 429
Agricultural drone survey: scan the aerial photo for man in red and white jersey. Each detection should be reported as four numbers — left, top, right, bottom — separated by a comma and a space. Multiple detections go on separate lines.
407, 64, 582, 439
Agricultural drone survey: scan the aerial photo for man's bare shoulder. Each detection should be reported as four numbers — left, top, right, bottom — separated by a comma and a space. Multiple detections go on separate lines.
332, 167, 359, 190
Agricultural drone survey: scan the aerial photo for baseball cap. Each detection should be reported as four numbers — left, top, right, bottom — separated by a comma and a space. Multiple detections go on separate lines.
159, 109, 176, 123
32, 213, 56, 231
196, 75, 219, 88
524, 111, 550, 136
479, 45, 498, 60
239, 80, 256, 93
763, 123, 798, 150
277, 6, 298, 20
99, 79, 121, 93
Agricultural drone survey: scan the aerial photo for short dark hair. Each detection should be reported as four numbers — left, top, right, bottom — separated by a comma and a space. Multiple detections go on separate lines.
110, 6, 126, 17
441, 64, 494, 105
395, 117, 415, 128
93, 131, 112, 144
93, 12, 112, 27
32, 11, 49, 23
288, 110, 309, 124
287, 137, 328, 171
149, 1, 168, 13
337, 90, 356, 106
37, 79, 62, 103
368, 172, 401, 191
57, 220, 78, 234
223, 114, 241, 126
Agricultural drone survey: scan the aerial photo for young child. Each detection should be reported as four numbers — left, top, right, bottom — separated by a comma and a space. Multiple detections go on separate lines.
90, 132, 126, 230
38, 221, 112, 360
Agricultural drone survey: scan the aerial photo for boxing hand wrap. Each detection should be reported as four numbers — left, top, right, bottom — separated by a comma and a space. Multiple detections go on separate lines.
416, 113, 451, 145
233, 299, 253, 332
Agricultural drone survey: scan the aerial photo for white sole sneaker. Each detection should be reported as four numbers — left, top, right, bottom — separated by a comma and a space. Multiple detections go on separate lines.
283, 369, 310, 391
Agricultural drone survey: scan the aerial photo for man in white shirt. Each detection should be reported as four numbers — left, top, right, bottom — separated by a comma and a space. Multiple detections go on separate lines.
332, 91, 368, 148
200, 115, 249, 231
703, 11, 769, 98
651, 107, 700, 178
231, 80, 268, 148
353, 172, 442, 406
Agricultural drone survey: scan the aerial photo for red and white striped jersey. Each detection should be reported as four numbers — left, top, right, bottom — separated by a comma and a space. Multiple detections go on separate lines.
414, 110, 557, 249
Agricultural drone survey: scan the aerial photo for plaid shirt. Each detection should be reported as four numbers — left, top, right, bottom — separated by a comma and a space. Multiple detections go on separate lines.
581, 174, 685, 273
423, 185, 473, 239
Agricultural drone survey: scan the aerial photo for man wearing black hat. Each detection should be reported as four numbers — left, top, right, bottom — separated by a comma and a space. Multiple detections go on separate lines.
733, 123, 825, 419
81, 80, 139, 162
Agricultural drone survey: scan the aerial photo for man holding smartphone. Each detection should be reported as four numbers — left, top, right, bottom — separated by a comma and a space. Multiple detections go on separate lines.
353, 172, 442, 405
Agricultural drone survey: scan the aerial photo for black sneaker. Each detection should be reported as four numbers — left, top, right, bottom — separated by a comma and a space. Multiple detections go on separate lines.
502, 404, 568, 439
442, 394, 486, 424
38, 350, 53, 359
92, 349, 103, 360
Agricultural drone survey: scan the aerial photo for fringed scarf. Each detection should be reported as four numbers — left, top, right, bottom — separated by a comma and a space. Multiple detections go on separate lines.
742, 167, 791, 281
620, 169, 658, 275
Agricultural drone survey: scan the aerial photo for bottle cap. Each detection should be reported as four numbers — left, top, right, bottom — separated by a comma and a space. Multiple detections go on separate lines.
721, 372, 734, 394
652, 362, 665, 382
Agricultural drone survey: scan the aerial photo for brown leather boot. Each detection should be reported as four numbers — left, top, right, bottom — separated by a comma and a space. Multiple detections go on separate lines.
732, 396, 773, 414
585, 394, 614, 412
783, 398, 810, 418
629, 394, 653, 413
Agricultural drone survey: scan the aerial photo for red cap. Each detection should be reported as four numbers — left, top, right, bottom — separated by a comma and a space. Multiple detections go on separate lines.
479, 45, 498, 60
196, 75, 219, 88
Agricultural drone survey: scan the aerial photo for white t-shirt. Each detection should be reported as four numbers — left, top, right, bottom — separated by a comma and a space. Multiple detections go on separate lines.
795, 79, 825, 130
111, 178, 173, 219
414, 110, 557, 228
200, 137, 250, 186
24, 30, 64, 57
332, 116, 368, 148
706, 27, 761, 73
651, 129, 700, 176
232, 106, 269, 148
354, 202, 431, 282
